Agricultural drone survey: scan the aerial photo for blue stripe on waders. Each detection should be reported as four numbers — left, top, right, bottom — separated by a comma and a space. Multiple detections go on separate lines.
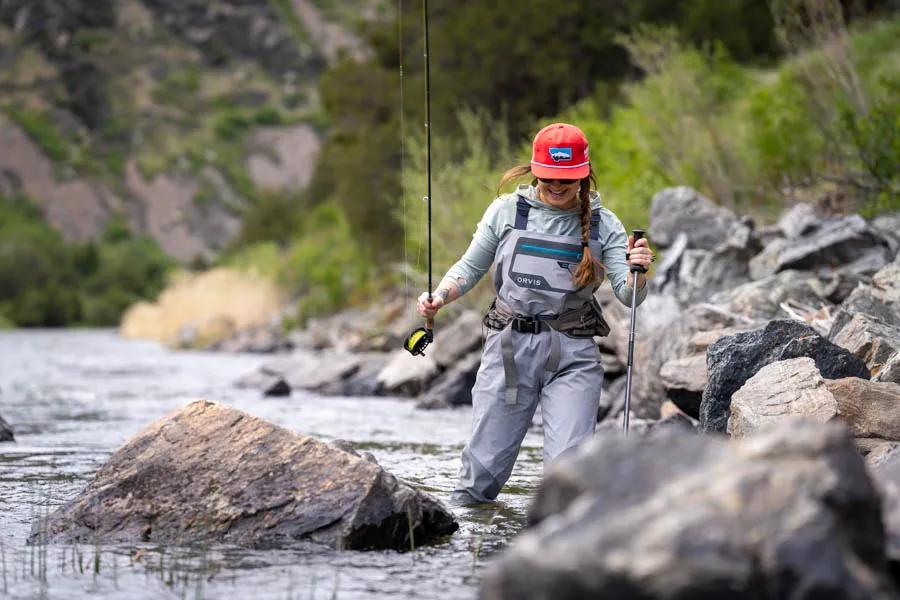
519, 243, 583, 260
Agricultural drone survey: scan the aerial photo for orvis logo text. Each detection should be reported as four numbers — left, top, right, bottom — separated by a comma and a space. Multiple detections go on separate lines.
548, 147, 572, 162
515, 275, 545, 287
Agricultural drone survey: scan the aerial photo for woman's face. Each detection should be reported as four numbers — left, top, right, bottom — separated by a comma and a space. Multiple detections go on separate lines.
536, 178, 581, 209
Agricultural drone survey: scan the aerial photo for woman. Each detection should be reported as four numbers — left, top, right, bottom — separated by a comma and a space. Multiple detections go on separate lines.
416, 123, 653, 506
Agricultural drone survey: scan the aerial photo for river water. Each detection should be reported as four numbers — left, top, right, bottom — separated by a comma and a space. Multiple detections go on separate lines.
0, 330, 543, 599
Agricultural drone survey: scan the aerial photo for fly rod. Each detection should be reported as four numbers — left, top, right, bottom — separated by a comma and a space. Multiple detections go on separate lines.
403, 0, 434, 356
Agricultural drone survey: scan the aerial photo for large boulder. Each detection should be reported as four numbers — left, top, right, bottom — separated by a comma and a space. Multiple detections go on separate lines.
649, 186, 742, 250
700, 320, 870, 433
728, 358, 836, 437
482, 420, 897, 600
0, 414, 13, 442
30, 401, 457, 549
728, 358, 900, 439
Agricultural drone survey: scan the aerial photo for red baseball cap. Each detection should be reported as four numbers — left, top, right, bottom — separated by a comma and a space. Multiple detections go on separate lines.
530, 123, 590, 180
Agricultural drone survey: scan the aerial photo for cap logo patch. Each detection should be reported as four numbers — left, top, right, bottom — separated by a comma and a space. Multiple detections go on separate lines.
549, 147, 572, 162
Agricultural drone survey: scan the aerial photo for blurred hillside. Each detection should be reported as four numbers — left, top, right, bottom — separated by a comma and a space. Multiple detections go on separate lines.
0, 0, 897, 329
0, 0, 378, 261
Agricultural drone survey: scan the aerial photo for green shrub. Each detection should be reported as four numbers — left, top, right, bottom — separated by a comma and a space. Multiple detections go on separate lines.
213, 111, 252, 141
281, 204, 372, 320
0, 195, 173, 327
6, 107, 70, 163
253, 107, 284, 126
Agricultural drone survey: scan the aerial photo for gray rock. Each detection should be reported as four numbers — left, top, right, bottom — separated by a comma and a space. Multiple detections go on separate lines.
700, 320, 870, 433
876, 353, 900, 384
0, 414, 13, 442
483, 420, 896, 600
318, 353, 390, 397
237, 351, 364, 393
871, 450, 900, 570
857, 438, 900, 466
604, 293, 682, 418
752, 214, 893, 279
598, 376, 626, 422
660, 353, 707, 419
263, 376, 291, 397
711, 269, 831, 321
730, 359, 900, 440
416, 350, 481, 409
825, 378, 900, 440
778, 202, 820, 238
829, 260, 900, 337
728, 357, 836, 437
650, 231, 688, 295
30, 401, 457, 550
375, 350, 439, 396
429, 310, 483, 369
675, 220, 759, 304
649, 186, 741, 250
831, 313, 900, 378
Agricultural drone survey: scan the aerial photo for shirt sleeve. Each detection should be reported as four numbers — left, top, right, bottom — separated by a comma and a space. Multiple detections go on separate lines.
599, 209, 648, 307
443, 199, 505, 296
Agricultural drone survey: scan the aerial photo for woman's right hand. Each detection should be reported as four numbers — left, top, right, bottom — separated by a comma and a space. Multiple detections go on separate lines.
416, 291, 445, 319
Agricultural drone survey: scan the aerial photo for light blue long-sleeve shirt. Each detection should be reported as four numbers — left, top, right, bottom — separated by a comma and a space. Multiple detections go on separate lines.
444, 185, 647, 307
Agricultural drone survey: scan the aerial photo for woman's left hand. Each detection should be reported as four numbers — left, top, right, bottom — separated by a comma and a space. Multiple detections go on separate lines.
626, 235, 654, 271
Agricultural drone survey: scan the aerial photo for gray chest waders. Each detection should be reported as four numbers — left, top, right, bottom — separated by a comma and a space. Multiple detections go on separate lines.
490, 195, 605, 406
454, 193, 608, 503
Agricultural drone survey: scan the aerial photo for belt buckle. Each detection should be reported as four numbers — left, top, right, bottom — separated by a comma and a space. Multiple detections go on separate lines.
513, 317, 540, 334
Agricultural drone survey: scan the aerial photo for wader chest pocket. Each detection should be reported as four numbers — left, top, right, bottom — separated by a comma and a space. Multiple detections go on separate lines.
508, 237, 583, 293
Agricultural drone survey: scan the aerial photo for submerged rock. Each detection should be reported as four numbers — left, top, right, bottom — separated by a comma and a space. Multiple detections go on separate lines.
0, 414, 13, 442
30, 401, 457, 550
483, 420, 897, 600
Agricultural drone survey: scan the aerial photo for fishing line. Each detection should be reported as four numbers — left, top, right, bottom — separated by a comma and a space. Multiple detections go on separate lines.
402, 0, 434, 356
399, 0, 408, 302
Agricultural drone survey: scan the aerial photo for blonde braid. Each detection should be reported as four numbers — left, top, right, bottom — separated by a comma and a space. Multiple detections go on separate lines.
571, 177, 604, 288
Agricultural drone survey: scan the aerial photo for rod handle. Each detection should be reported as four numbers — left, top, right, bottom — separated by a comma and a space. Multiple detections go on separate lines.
630, 229, 647, 274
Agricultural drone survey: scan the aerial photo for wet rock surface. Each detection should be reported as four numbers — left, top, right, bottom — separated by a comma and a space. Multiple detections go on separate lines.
30, 400, 458, 550
483, 420, 897, 600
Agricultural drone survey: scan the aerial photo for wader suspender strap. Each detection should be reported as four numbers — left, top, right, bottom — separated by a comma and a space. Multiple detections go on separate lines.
501, 326, 519, 405
515, 198, 531, 230
503, 198, 531, 404
590, 209, 600, 241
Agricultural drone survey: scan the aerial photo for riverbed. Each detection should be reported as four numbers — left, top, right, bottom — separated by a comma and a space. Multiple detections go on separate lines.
0, 330, 543, 599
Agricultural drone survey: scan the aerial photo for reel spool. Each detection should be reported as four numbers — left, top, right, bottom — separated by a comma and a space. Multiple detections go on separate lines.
403, 323, 433, 356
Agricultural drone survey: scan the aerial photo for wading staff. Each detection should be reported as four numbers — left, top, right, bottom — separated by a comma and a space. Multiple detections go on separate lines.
402, 0, 434, 357
623, 230, 646, 435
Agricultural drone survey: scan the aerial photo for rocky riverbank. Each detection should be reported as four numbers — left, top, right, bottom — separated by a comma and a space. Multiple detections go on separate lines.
234, 186, 900, 429
225, 185, 900, 596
